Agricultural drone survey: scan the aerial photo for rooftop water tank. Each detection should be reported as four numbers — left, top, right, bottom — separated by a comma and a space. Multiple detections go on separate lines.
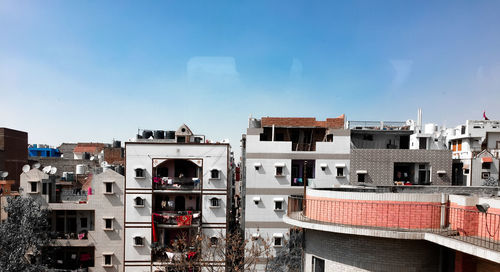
142, 130, 153, 139
154, 130, 165, 139
165, 131, 175, 139
113, 140, 121, 148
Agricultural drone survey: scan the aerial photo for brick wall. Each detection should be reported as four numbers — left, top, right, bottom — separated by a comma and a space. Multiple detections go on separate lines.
304, 229, 440, 271
304, 196, 442, 230
261, 116, 344, 128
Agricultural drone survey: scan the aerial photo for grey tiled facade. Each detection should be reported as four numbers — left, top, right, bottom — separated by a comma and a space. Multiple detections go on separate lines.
350, 149, 452, 185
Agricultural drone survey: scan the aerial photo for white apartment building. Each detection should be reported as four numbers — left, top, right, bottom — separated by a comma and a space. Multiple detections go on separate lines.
242, 116, 350, 266
123, 124, 231, 272
445, 120, 500, 186
20, 165, 125, 272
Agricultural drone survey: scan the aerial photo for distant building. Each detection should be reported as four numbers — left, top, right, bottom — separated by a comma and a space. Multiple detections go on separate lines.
445, 120, 500, 186
123, 125, 232, 271
20, 165, 124, 272
0, 127, 28, 190
242, 115, 350, 269
28, 144, 61, 158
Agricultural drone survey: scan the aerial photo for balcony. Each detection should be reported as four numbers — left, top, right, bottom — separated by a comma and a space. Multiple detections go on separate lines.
287, 196, 500, 252
153, 177, 201, 191
153, 211, 201, 228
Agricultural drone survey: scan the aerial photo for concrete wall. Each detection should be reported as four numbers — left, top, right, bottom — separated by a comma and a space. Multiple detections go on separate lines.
304, 230, 440, 272
350, 149, 452, 185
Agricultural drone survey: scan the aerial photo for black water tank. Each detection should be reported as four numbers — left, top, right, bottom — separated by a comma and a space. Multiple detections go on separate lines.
154, 130, 164, 139
115, 165, 125, 175
83, 152, 91, 160
166, 131, 175, 139
142, 130, 153, 139
113, 140, 121, 148
136, 134, 143, 139
194, 137, 202, 143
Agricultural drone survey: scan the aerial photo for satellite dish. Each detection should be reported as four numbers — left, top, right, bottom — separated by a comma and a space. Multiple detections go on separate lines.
0, 172, 8, 178
49, 167, 57, 175
33, 163, 41, 169
90, 156, 95, 161
22, 165, 31, 173
42, 166, 52, 174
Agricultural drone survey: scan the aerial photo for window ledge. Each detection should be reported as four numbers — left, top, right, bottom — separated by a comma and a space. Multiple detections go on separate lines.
274, 175, 285, 177
134, 205, 145, 208
274, 209, 284, 212
103, 228, 114, 231
133, 244, 144, 247
103, 192, 114, 195
209, 206, 221, 209
28, 191, 39, 194
135, 176, 146, 179
336, 176, 346, 178
102, 264, 113, 268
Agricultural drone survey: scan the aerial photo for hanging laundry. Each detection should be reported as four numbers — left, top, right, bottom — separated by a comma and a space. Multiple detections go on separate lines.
177, 215, 192, 226
168, 200, 175, 207
161, 200, 167, 209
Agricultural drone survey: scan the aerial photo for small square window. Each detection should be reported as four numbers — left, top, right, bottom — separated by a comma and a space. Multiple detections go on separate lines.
274, 201, 283, 211
103, 254, 113, 267
358, 173, 365, 183
134, 197, 144, 207
104, 182, 114, 194
29, 182, 38, 193
464, 169, 470, 174
274, 237, 282, 247
482, 162, 491, 169
210, 237, 218, 247
135, 168, 145, 178
210, 198, 220, 208
337, 167, 344, 177
134, 236, 144, 246
275, 167, 283, 176
482, 172, 490, 179
104, 218, 113, 230
210, 169, 220, 179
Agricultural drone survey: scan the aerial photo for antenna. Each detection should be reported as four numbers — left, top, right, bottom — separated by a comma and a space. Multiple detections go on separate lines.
22, 165, 31, 173
49, 167, 57, 175
42, 166, 52, 174
33, 163, 41, 169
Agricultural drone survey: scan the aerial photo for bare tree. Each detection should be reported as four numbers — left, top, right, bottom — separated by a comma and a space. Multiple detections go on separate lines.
267, 228, 303, 272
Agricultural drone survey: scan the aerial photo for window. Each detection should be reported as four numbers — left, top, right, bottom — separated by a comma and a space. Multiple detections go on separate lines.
177, 136, 186, 143
312, 256, 325, 272
457, 140, 462, 151
210, 237, 218, 247
483, 162, 491, 169
210, 169, 220, 179
103, 253, 113, 267
419, 137, 427, 150
482, 172, 490, 179
357, 173, 365, 183
274, 201, 283, 211
274, 198, 284, 210
134, 197, 144, 207
80, 217, 88, 228
276, 166, 283, 176
210, 197, 220, 208
134, 236, 144, 246
336, 167, 344, 177
135, 168, 145, 178
254, 163, 262, 170
29, 182, 38, 193
461, 125, 466, 134
464, 168, 470, 174
104, 182, 114, 194
104, 218, 113, 230
273, 234, 283, 247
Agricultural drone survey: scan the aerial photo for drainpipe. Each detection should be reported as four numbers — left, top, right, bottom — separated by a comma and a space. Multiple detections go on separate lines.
272, 125, 275, 142
440, 193, 448, 229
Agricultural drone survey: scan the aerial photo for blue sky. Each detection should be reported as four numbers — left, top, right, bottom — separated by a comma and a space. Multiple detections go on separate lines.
1, 0, 500, 156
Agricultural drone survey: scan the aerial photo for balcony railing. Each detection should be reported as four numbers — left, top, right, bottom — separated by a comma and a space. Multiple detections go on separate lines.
153, 211, 201, 227
153, 178, 201, 190
288, 196, 500, 252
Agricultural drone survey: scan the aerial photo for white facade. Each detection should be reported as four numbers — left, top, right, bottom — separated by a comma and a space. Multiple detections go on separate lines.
243, 118, 350, 269
124, 141, 230, 272
20, 167, 125, 272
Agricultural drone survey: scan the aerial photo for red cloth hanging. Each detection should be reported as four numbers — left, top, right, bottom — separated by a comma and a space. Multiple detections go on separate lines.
152, 214, 157, 242
177, 215, 192, 226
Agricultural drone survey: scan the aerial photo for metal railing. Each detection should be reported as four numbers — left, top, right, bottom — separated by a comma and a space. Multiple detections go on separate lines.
153, 177, 201, 190
348, 121, 408, 130
288, 196, 500, 251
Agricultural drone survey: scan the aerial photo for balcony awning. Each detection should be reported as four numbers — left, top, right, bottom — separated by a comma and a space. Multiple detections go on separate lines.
102, 252, 114, 255
335, 163, 346, 168
134, 165, 145, 170
254, 162, 262, 168
273, 197, 284, 202
253, 197, 261, 202
482, 157, 493, 163
437, 170, 446, 174
356, 170, 367, 174
274, 163, 285, 167
273, 233, 284, 238
320, 163, 328, 168
103, 216, 115, 219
